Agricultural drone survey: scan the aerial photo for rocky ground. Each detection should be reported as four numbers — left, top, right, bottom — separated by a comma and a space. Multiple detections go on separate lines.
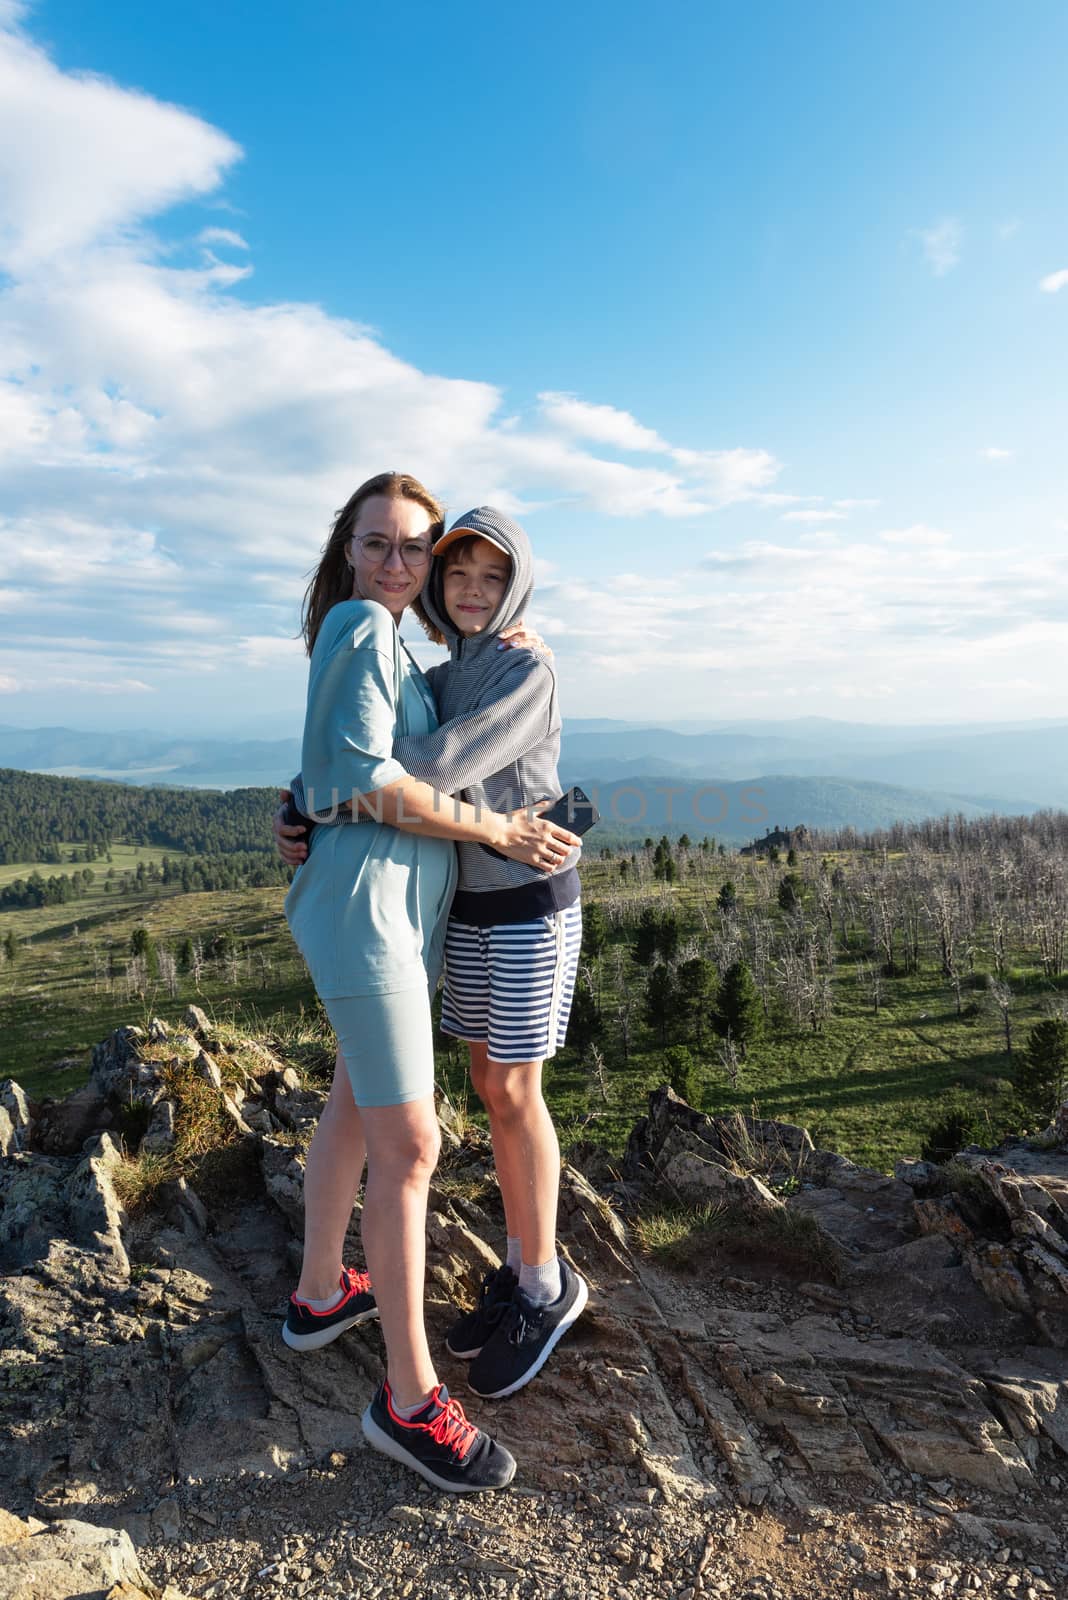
1, 1012, 1067, 1600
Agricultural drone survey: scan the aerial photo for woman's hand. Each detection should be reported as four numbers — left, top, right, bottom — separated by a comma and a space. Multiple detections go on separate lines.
274, 788, 309, 867
498, 617, 552, 657
489, 802, 580, 871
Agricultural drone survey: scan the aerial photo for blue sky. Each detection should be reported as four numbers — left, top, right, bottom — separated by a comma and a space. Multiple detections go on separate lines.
1, 0, 1066, 734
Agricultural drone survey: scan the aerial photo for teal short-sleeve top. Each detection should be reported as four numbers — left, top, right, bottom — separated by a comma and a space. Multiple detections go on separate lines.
284, 599, 457, 998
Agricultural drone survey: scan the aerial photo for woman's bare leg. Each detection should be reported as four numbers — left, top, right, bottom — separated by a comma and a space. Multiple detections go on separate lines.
359, 1095, 441, 1408
296, 1049, 367, 1302
469, 1042, 559, 1269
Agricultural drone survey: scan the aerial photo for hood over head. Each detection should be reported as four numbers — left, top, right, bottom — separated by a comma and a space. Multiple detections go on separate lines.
423, 506, 535, 653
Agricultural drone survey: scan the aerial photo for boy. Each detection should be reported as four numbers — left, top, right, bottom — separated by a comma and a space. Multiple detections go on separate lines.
282, 507, 587, 1399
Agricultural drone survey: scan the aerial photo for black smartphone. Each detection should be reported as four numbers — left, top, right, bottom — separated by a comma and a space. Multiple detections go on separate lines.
281, 796, 316, 837
538, 785, 600, 835
480, 785, 599, 862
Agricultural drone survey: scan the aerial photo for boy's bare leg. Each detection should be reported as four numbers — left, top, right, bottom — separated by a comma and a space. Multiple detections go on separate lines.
296, 1048, 367, 1301
468, 1040, 559, 1269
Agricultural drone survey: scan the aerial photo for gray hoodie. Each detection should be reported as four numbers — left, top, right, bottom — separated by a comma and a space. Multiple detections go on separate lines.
394, 506, 580, 895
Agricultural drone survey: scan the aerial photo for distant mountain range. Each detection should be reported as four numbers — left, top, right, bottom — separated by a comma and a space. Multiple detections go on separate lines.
1, 716, 1060, 841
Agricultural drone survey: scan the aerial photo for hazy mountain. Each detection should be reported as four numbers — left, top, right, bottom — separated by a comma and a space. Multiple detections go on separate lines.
0, 717, 1057, 831
559, 719, 1066, 808
554, 773, 1041, 842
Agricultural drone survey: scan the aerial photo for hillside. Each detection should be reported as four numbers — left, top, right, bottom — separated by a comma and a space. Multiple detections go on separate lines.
1, 1015, 1066, 1599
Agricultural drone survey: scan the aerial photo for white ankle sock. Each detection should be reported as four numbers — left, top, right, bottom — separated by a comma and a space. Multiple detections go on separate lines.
302, 1285, 343, 1313
392, 1392, 433, 1421
505, 1236, 522, 1274
519, 1256, 562, 1306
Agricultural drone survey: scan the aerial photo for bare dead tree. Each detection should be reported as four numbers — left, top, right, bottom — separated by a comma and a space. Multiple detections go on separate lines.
716, 1028, 742, 1090
986, 975, 1015, 1058
588, 1046, 611, 1105
157, 947, 179, 1000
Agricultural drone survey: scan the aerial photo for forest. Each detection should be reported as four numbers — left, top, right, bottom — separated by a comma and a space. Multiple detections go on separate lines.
0, 768, 279, 861
2, 769, 1066, 1169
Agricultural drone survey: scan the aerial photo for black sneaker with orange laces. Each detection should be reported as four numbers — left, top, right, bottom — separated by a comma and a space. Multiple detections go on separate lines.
361, 1381, 516, 1493
282, 1266, 379, 1352
445, 1264, 517, 1359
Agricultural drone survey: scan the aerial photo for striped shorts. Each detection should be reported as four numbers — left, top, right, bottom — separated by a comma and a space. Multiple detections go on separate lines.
439, 902, 583, 1065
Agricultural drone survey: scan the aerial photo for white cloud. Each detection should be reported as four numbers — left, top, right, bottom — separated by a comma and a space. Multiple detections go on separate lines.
0, 24, 240, 271
980, 446, 1014, 462
917, 218, 962, 276
5, 12, 1049, 729
1039, 269, 1068, 294
538, 392, 667, 452
198, 227, 249, 250
879, 524, 952, 547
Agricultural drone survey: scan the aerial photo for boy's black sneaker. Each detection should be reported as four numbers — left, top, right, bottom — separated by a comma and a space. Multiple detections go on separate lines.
467, 1259, 588, 1400
361, 1381, 516, 1493
445, 1263, 517, 1359
282, 1266, 379, 1351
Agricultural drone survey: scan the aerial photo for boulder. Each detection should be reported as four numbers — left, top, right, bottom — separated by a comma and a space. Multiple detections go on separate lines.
0, 1080, 31, 1136
0, 1516, 191, 1600
67, 1133, 129, 1279
140, 1099, 175, 1155
30, 1085, 113, 1155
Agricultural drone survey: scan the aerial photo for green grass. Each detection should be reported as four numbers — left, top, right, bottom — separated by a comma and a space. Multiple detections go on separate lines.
634, 1196, 843, 1281
0, 841, 178, 889
0, 846, 1054, 1173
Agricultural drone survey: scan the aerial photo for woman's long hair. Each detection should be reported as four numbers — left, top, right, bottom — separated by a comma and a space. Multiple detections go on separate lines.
300, 471, 446, 654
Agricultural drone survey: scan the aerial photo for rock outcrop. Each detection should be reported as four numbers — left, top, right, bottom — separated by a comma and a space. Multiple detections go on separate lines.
2, 1023, 1067, 1598
0, 1510, 190, 1599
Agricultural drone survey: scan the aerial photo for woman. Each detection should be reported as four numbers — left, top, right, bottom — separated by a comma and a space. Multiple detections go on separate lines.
283, 472, 578, 1494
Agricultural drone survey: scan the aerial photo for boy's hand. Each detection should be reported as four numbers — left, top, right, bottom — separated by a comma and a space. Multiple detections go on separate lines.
497, 618, 552, 657
274, 787, 309, 866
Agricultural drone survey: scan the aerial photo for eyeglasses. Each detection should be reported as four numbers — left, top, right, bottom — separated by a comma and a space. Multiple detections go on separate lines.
356, 535, 432, 568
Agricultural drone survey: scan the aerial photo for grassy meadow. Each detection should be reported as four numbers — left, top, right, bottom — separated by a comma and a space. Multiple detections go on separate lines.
1, 832, 1061, 1173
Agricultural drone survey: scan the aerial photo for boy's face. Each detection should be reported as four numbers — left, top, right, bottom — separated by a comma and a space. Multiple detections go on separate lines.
441, 536, 512, 636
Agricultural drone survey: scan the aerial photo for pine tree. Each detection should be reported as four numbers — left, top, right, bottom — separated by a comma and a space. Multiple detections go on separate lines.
714, 958, 764, 1058
3, 930, 17, 963
777, 872, 804, 912
634, 908, 660, 966
717, 880, 738, 913
644, 963, 676, 1044
581, 904, 608, 962
130, 926, 157, 978
568, 974, 603, 1056
657, 912, 680, 962
676, 956, 717, 1047
1021, 1019, 1068, 1120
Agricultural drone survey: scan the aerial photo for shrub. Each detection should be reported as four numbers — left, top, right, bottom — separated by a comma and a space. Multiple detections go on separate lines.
920, 1101, 987, 1164
663, 1045, 701, 1108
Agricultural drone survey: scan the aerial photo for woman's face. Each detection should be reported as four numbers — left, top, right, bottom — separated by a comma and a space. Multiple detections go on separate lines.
346, 494, 433, 622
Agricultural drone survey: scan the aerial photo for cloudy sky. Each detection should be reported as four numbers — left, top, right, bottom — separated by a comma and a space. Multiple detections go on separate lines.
1, 0, 1066, 734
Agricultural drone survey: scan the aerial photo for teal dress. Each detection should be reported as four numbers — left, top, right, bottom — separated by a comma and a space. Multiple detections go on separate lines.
284, 600, 457, 1104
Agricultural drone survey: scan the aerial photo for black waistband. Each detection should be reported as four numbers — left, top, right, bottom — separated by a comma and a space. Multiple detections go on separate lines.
449, 867, 581, 928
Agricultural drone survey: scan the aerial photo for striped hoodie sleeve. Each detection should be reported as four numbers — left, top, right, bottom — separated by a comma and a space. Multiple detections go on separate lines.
393, 654, 554, 795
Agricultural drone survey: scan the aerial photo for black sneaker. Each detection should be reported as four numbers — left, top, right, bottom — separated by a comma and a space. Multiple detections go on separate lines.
282, 1266, 379, 1351
445, 1264, 518, 1359
361, 1381, 516, 1493
467, 1259, 588, 1400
